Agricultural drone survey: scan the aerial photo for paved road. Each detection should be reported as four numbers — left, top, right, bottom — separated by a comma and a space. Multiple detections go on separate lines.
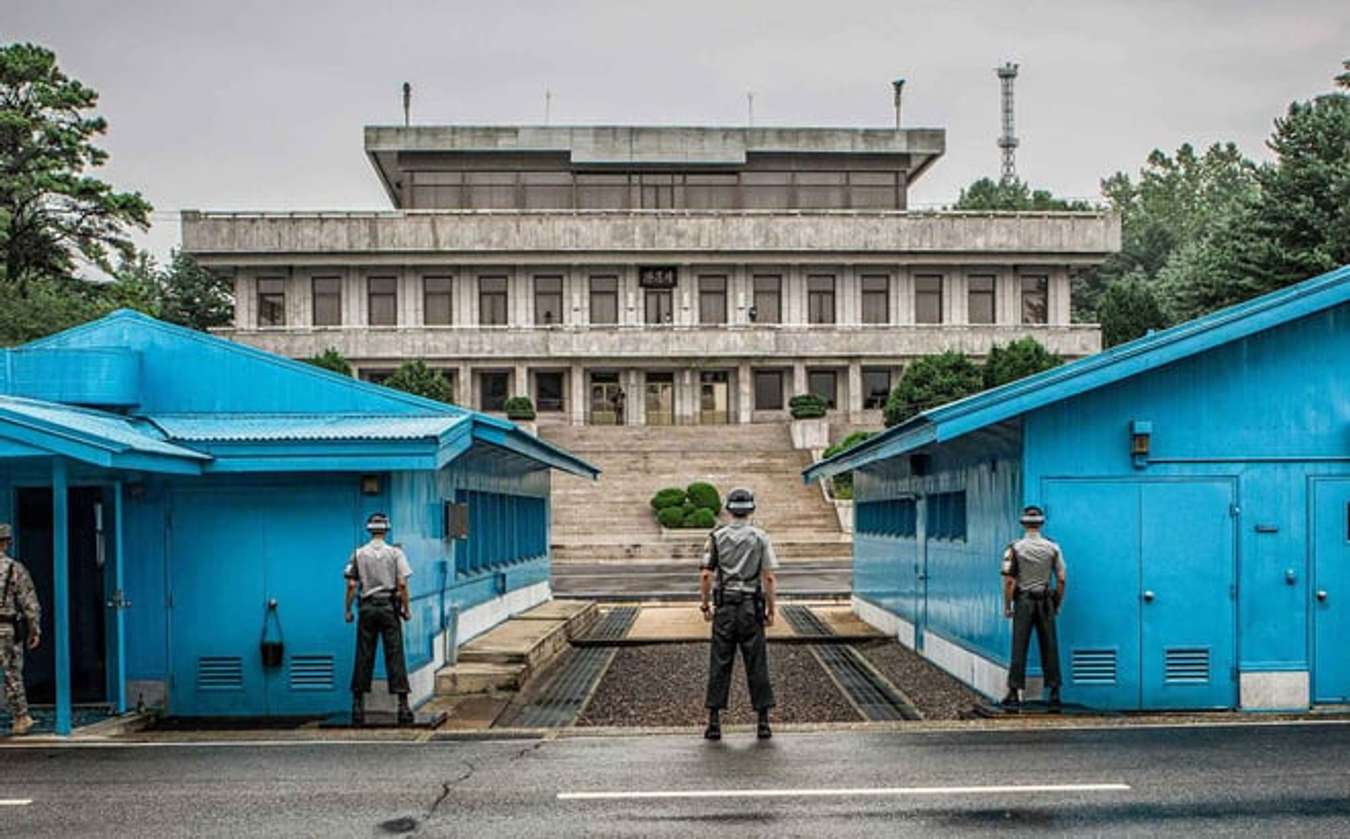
551, 559, 852, 599
2, 722, 1348, 837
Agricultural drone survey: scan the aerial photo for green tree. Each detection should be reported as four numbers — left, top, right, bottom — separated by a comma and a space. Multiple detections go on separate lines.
0, 43, 151, 290
158, 250, 233, 330
304, 348, 352, 376
104, 250, 164, 317
883, 351, 983, 427
0, 274, 105, 345
1097, 275, 1171, 347
383, 360, 454, 404
955, 177, 1094, 211
983, 337, 1062, 388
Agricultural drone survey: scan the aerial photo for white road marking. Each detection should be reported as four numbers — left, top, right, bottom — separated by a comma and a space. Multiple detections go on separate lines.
557, 782, 1131, 801
0, 799, 33, 806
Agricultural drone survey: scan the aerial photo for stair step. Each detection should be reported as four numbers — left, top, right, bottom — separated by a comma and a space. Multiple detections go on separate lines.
434, 661, 528, 695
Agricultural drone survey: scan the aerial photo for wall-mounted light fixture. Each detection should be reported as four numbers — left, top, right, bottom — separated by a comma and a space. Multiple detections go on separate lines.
1130, 420, 1152, 469
360, 474, 382, 495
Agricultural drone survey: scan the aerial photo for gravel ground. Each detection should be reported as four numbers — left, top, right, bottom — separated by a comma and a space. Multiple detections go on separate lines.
577, 644, 861, 727
858, 639, 986, 720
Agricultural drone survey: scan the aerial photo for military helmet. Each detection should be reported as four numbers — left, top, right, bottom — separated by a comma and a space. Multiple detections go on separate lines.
366, 513, 391, 532
1019, 505, 1046, 527
726, 488, 756, 516
0, 523, 11, 540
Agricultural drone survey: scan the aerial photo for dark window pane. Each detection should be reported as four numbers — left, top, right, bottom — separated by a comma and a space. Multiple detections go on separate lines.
1021, 275, 1049, 324
312, 276, 342, 326
808, 275, 836, 324
368, 276, 397, 326
862, 368, 891, 409
645, 289, 673, 324
534, 275, 564, 325
808, 370, 837, 408
590, 276, 618, 324
861, 274, 889, 324
479, 276, 509, 326
751, 275, 781, 324
536, 372, 564, 412
915, 275, 943, 324
423, 276, 453, 325
258, 278, 286, 327
699, 275, 727, 324
480, 372, 510, 411
753, 370, 784, 410
968, 275, 995, 325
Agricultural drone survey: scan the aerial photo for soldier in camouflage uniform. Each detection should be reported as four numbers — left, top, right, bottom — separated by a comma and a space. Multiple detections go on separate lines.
0, 523, 41, 736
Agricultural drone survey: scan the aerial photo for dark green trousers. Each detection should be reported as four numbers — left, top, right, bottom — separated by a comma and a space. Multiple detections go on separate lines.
1008, 593, 1062, 691
705, 596, 775, 711
351, 599, 410, 694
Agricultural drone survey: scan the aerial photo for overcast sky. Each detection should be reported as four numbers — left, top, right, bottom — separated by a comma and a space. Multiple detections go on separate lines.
8, 0, 1349, 261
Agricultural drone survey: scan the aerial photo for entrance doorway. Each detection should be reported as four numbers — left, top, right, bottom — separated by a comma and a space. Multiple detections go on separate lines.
590, 373, 624, 425
480, 371, 510, 412
15, 486, 109, 704
645, 373, 675, 426
699, 371, 730, 425
1313, 478, 1350, 702
536, 371, 565, 414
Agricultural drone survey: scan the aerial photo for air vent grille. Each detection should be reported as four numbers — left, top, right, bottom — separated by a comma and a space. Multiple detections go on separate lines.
1071, 648, 1117, 685
1164, 647, 1210, 684
197, 656, 244, 691
289, 654, 335, 691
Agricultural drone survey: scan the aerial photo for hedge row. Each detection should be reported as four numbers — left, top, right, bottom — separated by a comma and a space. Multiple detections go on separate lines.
650, 482, 722, 529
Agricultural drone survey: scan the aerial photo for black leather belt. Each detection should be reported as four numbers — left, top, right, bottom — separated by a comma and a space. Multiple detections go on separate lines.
1017, 588, 1052, 601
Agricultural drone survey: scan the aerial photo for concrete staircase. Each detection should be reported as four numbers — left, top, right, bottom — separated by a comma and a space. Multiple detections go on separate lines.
543, 422, 850, 563
435, 600, 599, 696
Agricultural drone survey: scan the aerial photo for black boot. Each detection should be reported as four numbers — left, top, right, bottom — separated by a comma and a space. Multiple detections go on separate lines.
1048, 688, 1062, 713
1000, 690, 1021, 713
396, 694, 414, 727
756, 710, 772, 740
351, 694, 365, 726
704, 709, 721, 741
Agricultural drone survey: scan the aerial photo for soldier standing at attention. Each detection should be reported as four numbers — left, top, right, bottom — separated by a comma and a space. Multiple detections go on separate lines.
1001, 505, 1066, 712
0, 523, 41, 736
345, 513, 414, 726
700, 488, 778, 741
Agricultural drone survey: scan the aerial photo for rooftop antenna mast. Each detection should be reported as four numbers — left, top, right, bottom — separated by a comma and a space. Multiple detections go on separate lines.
747, 91, 754, 127
545, 88, 552, 125
402, 82, 411, 127
996, 62, 1019, 182
892, 78, 905, 129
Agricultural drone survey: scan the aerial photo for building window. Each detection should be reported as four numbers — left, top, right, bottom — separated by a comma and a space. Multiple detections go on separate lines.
480, 371, 509, 411
915, 274, 944, 324
808, 370, 838, 409
862, 368, 891, 409
861, 275, 889, 324
479, 276, 509, 326
968, 275, 996, 325
699, 275, 727, 325
536, 371, 564, 412
367, 276, 398, 326
312, 277, 342, 327
645, 288, 674, 324
1021, 275, 1049, 324
751, 275, 781, 324
808, 275, 836, 325
423, 276, 453, 325
534, 276, 564, 326
589, 276, 618, 325
257, 278, 286, 327
754, 370, 784, 411
359, 368, 395, 385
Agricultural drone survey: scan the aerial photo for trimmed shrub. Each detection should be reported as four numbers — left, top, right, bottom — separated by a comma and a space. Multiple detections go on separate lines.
504, 396, 536, 420
686, 481, 721, 514
650, 487, 688, 511
657, 506, 686, 529
684, 507, 718, 529
789, 393, 828, 419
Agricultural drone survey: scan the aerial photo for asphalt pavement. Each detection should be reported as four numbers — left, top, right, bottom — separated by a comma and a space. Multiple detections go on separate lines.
551, 558, 851, 599
2, 721, 1349, 837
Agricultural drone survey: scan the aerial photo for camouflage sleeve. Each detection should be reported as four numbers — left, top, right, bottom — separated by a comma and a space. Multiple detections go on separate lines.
699, 532, 718, 571
16, 563, 40, 626
1000, 544, 1017, 577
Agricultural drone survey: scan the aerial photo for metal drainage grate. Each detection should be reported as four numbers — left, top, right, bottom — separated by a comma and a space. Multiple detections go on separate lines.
782, 605, 919, 722
508, 607, 640, 728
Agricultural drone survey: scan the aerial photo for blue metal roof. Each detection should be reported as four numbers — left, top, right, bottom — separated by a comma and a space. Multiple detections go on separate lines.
804, 263, 1350, 482
0, 395, 210, 472
150, 414, 467, 442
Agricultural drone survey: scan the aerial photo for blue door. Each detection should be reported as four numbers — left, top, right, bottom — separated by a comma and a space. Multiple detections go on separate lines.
1313, 479, 1350, 703
1139, 481, 1237, 709
1044, 480, 1142, 709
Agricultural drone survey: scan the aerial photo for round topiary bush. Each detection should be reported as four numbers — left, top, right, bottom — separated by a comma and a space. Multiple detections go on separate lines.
504, 396, 536, 420
684, 507, 718, 529
686, 481, 721, 514
657, 506, 686, 529
650, 487, 688, 511
789, 393, 828, 419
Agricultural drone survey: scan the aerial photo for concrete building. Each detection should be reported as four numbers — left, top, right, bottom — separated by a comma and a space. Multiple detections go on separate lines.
183, 123, 1118, 426
805, 265, 1350, 712
0, 311, 596, 730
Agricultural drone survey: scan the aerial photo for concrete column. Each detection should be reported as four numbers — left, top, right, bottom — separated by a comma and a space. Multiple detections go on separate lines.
456, 363, 472, 407
731, 264, 749, 325
344, 269, 362, 327
571, 266, 587, 327
513, 267, 529, 327
736, 361, 753, 424
513, 363, 529, 399
840, 266, 856, 325
1000, 271, 1018, 326
786, 266, 803, 325
460, 270, 475, 327
622, 266, 638, 326
847, 361, 864, 421
289, 273, 307, 327
1052, 267, 1072, 325
894, 267, 912, 325
792, 361, 808, 397
677, 266, 693, 326
402, 268, 418, 326
235, 274, 253, 329
677, 369, 696, 425
951, 273, 968, 325
625, 369, 643, 426
569, 363, 586, 426
52, 456, 71, 736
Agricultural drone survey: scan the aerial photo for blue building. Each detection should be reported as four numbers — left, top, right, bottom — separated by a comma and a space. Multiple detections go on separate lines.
0, 311, 597, 733
806, 266, 1350, 712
